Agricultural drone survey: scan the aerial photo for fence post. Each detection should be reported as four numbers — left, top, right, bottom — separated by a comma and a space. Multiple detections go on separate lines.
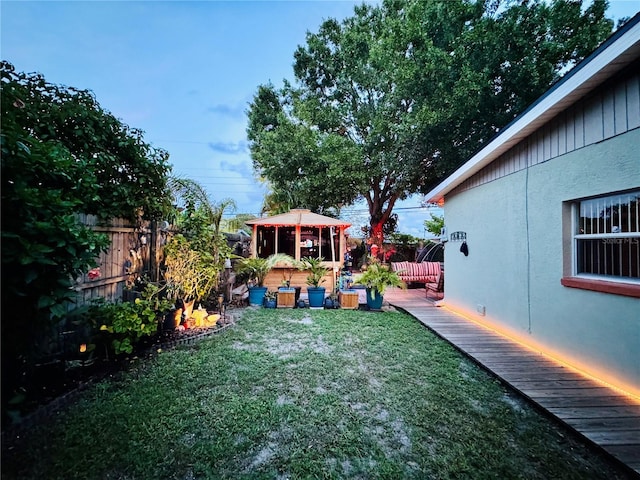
149, 220, 161, 283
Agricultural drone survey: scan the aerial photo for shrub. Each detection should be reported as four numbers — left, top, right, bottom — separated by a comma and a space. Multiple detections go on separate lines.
355, 262, 406, 296
162, 235, 221, 304
298, 256, 331, 288
88, 288, 170, 356
1, 61, 172, 409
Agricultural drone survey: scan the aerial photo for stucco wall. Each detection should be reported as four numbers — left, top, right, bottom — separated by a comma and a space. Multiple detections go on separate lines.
443, 128, 640, 393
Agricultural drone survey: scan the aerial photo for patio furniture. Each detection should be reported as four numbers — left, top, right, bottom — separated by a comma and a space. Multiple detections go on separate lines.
390, 261, 441, 285
426, 267, 444, 299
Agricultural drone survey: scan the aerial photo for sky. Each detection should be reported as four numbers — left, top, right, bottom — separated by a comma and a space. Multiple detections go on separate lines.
2, 0, 639, 238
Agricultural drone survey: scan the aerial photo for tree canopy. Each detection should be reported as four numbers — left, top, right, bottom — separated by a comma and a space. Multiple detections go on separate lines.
168, 176, 236, 261
247, 0, 613, 241
1, 61, 173, 222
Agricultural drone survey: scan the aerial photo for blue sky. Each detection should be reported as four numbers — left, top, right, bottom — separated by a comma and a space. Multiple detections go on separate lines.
2, 0, 639, 237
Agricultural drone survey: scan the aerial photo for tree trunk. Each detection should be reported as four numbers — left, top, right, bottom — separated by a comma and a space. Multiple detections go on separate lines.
367, 193, 399, 248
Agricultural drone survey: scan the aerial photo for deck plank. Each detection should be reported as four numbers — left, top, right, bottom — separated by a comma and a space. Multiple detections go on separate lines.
548, 405, 640, 419
516, 387, 625, 398
385, 287, 640, 476
568, 417, 640, 431
509, 379, 617, 389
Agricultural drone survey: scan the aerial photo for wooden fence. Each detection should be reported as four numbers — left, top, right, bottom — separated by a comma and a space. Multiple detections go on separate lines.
69, 215, 166, 309
37, 216, 168, 359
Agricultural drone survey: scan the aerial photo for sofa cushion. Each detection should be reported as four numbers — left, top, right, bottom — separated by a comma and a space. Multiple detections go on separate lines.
391, 261, 440, 283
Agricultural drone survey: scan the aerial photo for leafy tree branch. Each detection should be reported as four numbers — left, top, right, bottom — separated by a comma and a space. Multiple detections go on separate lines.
247, 0, 612, 242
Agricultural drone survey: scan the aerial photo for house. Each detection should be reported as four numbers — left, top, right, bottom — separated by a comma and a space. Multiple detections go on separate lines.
245, 209, 351, 291
425, 15, 640, 397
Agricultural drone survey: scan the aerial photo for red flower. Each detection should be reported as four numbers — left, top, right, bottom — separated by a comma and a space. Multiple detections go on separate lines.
88, 267, 101, 280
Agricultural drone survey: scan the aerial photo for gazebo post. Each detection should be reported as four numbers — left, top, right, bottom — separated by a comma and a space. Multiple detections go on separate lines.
330, 227, 337, 293
295, 226, 301, 261
251, 224, 258, 258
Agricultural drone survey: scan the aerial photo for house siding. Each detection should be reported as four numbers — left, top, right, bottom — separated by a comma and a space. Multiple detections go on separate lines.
450, 68, 640, 197
443, 68, 640, 394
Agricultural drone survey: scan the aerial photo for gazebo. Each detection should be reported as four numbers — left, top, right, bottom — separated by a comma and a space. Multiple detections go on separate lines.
245, 209, 351, 291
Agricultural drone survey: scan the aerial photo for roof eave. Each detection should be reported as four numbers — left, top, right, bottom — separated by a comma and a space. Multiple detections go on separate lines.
245, 209, 351, 227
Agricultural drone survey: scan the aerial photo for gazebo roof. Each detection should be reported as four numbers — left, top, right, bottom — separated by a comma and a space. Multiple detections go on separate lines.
245, 209, 351, 228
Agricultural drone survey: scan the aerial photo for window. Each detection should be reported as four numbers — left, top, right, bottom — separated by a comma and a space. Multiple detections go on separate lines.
278, 227, 296, 257
575, 190, 639, 279
300, 227, 320, 258
320, 226, 341, 261
257, 227, 276, 258
563, 190, 639, 297
255, 225, 343, 261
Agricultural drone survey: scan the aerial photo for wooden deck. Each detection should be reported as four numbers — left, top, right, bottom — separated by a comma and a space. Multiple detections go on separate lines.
384, 287, 640, 476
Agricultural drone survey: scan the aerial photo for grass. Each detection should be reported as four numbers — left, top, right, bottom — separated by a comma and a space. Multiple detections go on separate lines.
2, 308, 630, 479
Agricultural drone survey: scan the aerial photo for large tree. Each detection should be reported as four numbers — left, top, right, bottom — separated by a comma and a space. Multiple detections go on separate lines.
247, 0, 613, 243
248, 82, 362, 215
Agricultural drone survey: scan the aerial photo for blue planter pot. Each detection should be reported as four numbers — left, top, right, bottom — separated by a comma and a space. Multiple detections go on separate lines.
307, 287, 326, 309
366, 288, 384, 310
263, 298, 277, 308
248, 286, 268, 306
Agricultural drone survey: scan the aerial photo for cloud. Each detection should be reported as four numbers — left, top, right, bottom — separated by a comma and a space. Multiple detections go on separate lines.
219, 158, 253, 176
208, 140, 248, 155
207, 103, 246, 119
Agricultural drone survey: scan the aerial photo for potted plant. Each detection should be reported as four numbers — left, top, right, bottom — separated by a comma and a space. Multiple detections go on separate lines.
279, 260, 303, 305
263, 290, 277, 308
277, 279, 296, 308
355, 262, 406, 310
299, 256, 331, 309
235, 253, 293, 306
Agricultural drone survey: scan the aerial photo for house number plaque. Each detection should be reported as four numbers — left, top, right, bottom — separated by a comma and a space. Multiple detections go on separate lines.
450, 231, 467, 242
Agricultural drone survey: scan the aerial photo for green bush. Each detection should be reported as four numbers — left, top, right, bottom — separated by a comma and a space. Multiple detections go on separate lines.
88, 297, 166, 356
356, 262, 406, 296
1, 61, 173, 408
298, 256, 331, 288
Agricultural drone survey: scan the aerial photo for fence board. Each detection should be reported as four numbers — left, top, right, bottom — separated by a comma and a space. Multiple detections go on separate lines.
69, 215, 152, 310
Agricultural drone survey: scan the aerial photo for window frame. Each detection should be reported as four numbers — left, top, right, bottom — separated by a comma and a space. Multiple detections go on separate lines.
561, 189, 640, 298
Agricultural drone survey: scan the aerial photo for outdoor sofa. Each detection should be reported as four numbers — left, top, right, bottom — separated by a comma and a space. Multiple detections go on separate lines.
390, 261, 443, 295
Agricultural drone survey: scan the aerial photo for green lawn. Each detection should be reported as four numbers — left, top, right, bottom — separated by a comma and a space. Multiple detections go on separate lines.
3, 308, 629, 479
